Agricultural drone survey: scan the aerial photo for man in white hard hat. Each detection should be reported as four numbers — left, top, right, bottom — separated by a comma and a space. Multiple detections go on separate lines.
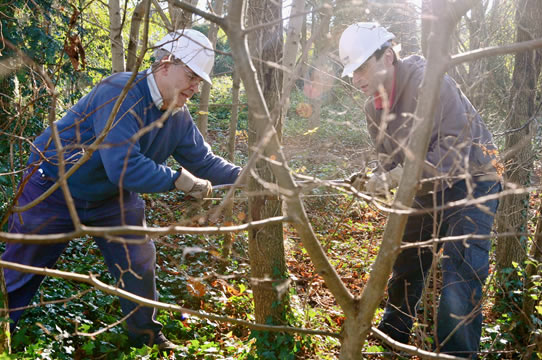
340, 22, 501, 358
3, 29, 241, 351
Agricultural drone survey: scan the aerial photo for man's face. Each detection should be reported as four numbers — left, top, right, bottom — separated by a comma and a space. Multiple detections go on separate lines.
352, 48, 393, 96
160, 60, 203, 109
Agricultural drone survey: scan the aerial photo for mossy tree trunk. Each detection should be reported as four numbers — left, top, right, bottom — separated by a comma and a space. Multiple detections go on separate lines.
495, 0, 542, 298
245, 0, 290, 355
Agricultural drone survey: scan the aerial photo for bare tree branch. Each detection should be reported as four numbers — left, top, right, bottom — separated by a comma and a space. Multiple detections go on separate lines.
450, 37, 542, 67
371, 327, 464, 360
0, 260, 340, 339
169, 0, 225, 29
0, 216, 290, 244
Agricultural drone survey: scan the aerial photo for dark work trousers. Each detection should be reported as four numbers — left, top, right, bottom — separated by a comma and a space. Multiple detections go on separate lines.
377, 179, 500, 359
2, 170, 163, 345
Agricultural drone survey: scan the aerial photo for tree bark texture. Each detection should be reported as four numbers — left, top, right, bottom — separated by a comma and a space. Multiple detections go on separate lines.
420, 0, 436, 58
228, 67, 241, 163
245, 0, 288, 326
126, 0, 148, 72
221, 66, 241, 260
464, 1, 487, 108
196, 0, 223, 138
307, 0, 332, 129
523, 198, 542, 336
0, 268, 10, 353
496, 0, 542, 283
108, 0, 125, 73
168, 0, 197, 30
281, 0, 305, 122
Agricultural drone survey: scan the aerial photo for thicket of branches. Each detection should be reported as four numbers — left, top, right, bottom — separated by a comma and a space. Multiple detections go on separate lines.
0, 0, 541, 359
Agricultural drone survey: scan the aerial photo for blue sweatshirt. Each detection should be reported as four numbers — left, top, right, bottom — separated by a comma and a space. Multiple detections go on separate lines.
29, 71, 240, 201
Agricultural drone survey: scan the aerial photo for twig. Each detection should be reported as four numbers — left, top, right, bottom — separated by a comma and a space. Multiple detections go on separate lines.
449, 37, 542, 68
371, 326, 465, 360
75, 306, 140, 337
0, 259, 340, 339
0, 216, 291, 244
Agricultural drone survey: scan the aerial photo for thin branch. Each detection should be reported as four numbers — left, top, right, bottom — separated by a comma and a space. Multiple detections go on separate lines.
75, 306, 140, 337
493, 101, 542, 137
242, 4, 323, 35
371, 327, 464, 360
152, 0, 173, 32
0, 260, 340, 339
0, 216, 291, 244
401, 231, 542, 250
8, 288, 93, 314
169, 0, 225, 28
2, 40, 82, 230
449, 37, 542, 67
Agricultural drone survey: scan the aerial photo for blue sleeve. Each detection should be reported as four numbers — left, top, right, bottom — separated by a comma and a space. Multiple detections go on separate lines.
92, 88, 178, 193
172, 111, 241, 185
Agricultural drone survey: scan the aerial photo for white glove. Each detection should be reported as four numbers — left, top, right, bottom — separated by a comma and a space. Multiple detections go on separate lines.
365, 166, 403, 195
348, 171, 369, 191
174, 169, 212, 199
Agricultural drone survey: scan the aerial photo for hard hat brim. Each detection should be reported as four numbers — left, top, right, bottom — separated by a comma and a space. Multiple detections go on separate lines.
186, 62, 212, 85
342, 59, 366, 78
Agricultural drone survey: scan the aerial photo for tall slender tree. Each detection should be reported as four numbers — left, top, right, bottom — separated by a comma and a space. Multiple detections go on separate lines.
109, 0, 125, 72
496, 0, 542, 291
245, 0, 290, 354
126, 0, 149, 72
168, 0, 198, 29
196, 0, 223, 138
307, 0, 332, 129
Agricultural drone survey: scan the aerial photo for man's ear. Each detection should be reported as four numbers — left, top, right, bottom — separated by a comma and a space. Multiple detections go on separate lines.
158, 58, 172, 74
384, 48, 395, 66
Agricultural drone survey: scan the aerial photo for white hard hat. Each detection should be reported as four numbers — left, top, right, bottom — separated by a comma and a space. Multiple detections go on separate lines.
155, 29, 215, 84
339, 22, 395, 77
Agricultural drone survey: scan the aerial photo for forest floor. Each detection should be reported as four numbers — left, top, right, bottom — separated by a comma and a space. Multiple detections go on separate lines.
7, 126, 540, 359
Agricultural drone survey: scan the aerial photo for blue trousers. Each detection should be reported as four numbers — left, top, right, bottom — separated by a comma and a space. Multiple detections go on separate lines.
2, 170, 163, 344
378, 179, 500, 358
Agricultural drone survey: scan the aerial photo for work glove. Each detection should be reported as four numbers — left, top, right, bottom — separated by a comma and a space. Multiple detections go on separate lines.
365, 166, 403, 195
348, 171, 370, 192
175, 169, 212, 200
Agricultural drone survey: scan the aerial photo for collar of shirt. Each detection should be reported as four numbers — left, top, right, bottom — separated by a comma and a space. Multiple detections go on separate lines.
146, 68, 181, 115
374, 68, 397, 110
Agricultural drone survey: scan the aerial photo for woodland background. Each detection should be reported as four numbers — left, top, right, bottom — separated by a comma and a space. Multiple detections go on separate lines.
0, 0, 541, 359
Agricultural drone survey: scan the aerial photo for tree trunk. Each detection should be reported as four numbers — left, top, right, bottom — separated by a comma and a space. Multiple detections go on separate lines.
495, 0, 542, 289
421, 0, 432, 58
222, 40, 241, 261
168, 0, 197, 30
152, 0, 173, 32
299, 8, 308, 80
465, 1, 487, 108
245, 0, 289, 353
0, 269, 10, 354
281, 0, 305, 121
228, 67, 241, 163
523, 199, 542, 330
126, 0, 148, 72
307, 0, 332, 129
126, 0, 146, 72
108, 0, 125, 73
196, 0, 223, 138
